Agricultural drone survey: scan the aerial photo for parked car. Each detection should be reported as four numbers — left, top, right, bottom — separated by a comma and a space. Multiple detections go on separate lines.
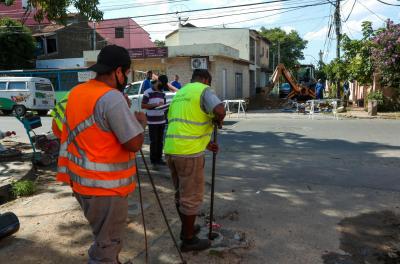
124, 81, 176, 112
0, 77, 55, 116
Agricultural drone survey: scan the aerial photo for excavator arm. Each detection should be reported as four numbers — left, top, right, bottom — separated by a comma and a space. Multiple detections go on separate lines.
264, 64, 315, 100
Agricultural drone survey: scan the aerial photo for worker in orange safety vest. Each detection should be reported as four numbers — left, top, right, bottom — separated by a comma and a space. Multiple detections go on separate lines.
56, 45, 147, 264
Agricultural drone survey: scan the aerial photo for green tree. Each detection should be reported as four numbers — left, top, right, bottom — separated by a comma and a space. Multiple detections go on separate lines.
0, 17, 35, 70
259, 27, 308, 70
154, 40, 166, 47
0, 0, 102, 24
340, 21, 374, 85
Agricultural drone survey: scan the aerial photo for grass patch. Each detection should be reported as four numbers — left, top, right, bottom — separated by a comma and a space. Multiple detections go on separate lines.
11, 180, 37, 197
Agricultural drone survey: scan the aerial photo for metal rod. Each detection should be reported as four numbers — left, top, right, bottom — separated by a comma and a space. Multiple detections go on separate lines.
139, 149, 186, 264
135, 157, 148, 263
209, 124, 218, 239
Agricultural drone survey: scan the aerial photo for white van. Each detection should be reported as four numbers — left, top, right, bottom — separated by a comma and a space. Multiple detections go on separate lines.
0, 77, 55, 116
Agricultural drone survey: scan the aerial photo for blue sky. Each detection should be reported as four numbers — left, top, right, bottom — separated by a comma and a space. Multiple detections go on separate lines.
100, 0, 400, 64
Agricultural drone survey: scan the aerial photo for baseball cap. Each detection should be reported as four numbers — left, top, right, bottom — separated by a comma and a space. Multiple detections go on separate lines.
88, 45, 131, 74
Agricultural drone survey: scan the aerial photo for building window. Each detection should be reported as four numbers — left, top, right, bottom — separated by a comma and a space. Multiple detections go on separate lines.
249, 37, 255, 63
115, 27, 124, 38
46, 35, 58, 54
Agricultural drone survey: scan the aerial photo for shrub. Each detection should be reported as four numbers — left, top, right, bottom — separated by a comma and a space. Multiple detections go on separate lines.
11, 180, 37, 197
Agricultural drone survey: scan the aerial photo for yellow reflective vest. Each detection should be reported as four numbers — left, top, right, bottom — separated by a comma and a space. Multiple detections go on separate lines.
50, 93, 69, 131
164, 82, 213, 155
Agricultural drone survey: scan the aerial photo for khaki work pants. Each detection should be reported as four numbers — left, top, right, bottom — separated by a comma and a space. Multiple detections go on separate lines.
75, 194, 128, 264
167, 155, 205, 215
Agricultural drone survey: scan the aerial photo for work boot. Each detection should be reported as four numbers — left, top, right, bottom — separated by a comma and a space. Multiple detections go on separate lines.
176, 204, 201, 240
181, 214, 210, 252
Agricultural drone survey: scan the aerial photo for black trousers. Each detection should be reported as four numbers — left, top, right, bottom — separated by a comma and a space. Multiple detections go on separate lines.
148, 124, 165, 163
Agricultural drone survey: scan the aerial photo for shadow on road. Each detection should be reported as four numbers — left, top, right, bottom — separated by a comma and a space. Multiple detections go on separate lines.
322, 210, 400, 264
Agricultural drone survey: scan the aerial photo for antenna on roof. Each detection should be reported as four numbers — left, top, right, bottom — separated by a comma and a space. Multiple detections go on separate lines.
169, 4, 190, 28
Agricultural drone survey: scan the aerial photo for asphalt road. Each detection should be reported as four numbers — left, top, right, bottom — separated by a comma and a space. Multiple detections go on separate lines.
0, 116, 52, 143
206, 114, 400, 264
1, 113, 400, 263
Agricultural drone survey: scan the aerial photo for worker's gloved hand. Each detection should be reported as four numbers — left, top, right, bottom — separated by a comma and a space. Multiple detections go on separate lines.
207, 142, 219, 153
134, 112, 147, 129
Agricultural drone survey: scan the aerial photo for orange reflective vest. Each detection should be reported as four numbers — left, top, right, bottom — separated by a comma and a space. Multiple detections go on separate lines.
56, 79, 136, 196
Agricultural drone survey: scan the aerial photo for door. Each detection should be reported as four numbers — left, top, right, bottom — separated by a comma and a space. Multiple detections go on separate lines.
33, 81, 55, 110
249, 70, 256, 97
222, 69, 227, 99
235, 73, 243, 98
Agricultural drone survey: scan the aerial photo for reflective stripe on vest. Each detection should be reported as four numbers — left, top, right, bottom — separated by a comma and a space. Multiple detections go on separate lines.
67, 168, 135, 189
51, 94, 69, 131
168, 118, 211, 126
59, 115, 135, 172
164, 82, 214, 155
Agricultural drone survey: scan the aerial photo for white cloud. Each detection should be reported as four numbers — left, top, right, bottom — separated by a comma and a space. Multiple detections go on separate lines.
141, 0, 285, 40
282, 26, 295, 33
304, 26, 328, 41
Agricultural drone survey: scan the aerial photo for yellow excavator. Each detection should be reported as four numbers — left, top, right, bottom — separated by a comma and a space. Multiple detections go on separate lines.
265, 63, 316, 101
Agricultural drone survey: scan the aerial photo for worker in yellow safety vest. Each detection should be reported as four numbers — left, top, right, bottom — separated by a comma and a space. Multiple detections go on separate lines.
164, 69, 226, 252
50, 93, 69, 139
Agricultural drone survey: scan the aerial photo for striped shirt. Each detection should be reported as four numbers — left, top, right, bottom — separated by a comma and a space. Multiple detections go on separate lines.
142, 88, 166, 125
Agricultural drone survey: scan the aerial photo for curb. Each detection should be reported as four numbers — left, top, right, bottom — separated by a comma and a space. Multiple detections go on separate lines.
0, 159, 36, 204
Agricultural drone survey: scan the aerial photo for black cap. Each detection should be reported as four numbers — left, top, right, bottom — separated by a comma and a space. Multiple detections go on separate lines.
88, 45, 131, 74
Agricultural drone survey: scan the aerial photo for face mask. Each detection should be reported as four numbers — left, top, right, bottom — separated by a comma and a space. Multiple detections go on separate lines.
115, 72, 128, 92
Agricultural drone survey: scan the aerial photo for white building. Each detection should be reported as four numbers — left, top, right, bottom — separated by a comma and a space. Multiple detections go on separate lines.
166, 27, 271, 97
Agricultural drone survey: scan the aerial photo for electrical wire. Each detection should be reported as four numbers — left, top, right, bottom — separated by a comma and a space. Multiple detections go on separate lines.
342, 0, 357, 22
357, 0, 386, 22
376, 0, 400, 6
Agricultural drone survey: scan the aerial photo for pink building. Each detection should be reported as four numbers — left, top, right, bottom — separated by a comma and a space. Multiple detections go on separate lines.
91, 18, 155, 49
0, 0, 49, 26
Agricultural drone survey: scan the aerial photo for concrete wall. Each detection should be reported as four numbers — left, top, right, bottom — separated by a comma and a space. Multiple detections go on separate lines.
166, 56, 249, 99
36, 58, 85, 69
168, 44, 239, 59
37, 22, 106, 60
166, 28, 250, 61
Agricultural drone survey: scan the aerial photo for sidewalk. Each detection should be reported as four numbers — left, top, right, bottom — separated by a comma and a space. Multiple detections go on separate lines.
0, 145, 248, 264
339, 107, 400, 120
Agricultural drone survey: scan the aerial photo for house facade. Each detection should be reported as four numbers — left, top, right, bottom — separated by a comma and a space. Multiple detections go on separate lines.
91, 18, 155, 49
83, 43, 250, 100
165, 27, 271, 97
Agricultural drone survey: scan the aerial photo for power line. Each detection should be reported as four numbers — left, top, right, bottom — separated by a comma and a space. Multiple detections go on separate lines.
357, 0, 386, 22
93, 1, 332, 31
342, 0, 357, 22
376, 0, 400, 6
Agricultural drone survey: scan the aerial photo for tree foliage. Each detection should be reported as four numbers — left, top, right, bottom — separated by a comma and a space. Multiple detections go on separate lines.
340, 21, 374, 85
371, 19, 400, 91
154, 40, 166, 47
259, 27, 308, 70
324, 20, 400, 93
0, 17, 35, 70
0, 0, 103, 24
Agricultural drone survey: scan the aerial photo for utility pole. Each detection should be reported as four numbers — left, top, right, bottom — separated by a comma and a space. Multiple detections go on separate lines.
92, 21, 96, 51
277, 40, 281, 64
318, 50, 323, 64
334, 0, 341, 98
